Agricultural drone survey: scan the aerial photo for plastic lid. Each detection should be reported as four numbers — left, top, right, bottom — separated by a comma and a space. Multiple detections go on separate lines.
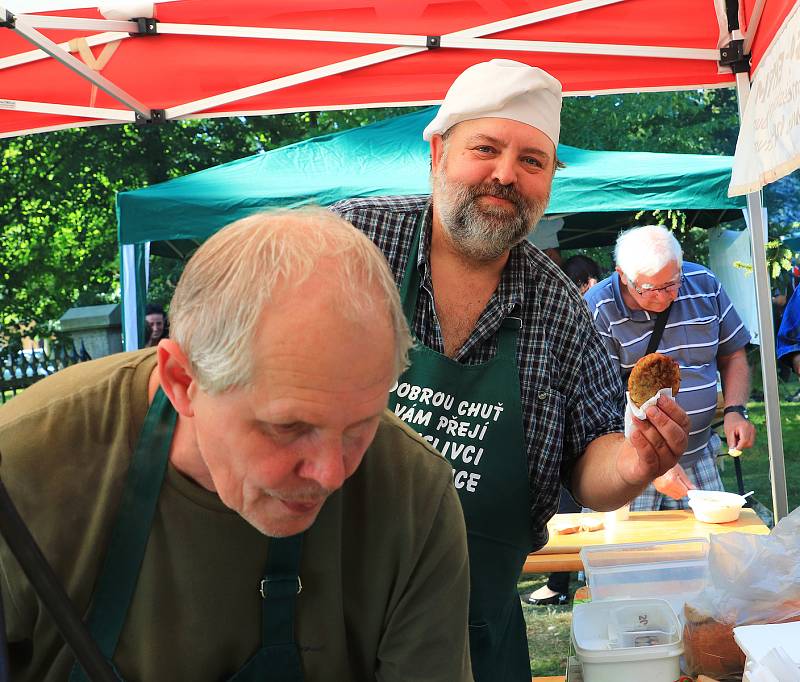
572, 598, 683, 662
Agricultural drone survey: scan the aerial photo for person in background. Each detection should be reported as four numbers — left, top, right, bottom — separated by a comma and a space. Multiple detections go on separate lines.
333, 59, 690, 681
562, 254, 601, 294
528, 253, 602, 606
584, 225, 755, 511
0, 208, 473, 682
143, 302, 169, 347
777, 284, 800, 377
773, 261, 800, 382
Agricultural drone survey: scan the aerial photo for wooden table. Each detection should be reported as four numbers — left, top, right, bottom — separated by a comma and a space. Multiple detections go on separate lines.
523, 508, 768, 574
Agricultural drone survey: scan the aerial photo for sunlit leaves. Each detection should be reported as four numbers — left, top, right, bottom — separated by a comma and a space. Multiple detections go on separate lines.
0, 107, 415, 341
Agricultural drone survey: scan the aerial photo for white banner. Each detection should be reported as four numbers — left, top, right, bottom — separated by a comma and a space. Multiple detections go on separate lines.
708, 223, 761, 346
729, 1, 800, 197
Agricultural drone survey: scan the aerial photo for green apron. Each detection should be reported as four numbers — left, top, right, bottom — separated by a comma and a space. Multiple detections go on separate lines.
69, 389, 305, 682
392, 218, 531, 682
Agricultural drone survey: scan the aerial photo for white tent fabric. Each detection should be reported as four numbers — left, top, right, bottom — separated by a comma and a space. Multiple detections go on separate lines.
730, 1, 800, 196
709, 223, 762, 347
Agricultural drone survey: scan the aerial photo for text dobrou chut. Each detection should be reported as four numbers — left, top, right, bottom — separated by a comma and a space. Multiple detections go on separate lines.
390, 381, 505, 493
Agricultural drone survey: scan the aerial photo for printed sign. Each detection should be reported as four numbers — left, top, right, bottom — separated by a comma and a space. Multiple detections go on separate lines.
391, 380, 506, 494
729, 1, 800, 196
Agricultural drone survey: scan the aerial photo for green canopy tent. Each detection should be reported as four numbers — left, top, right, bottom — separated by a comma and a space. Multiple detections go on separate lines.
117, 106, 745, 345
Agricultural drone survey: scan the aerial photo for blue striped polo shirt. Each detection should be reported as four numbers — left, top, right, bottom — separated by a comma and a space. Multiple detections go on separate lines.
584, 262, 751, 467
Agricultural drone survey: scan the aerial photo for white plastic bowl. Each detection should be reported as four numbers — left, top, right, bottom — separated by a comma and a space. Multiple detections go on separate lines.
687, 490, 746, 523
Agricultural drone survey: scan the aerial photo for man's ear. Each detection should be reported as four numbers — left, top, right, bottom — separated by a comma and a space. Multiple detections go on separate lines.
615, 266, 627, 284
430, 135, 445, 175
157, 339, 197, 418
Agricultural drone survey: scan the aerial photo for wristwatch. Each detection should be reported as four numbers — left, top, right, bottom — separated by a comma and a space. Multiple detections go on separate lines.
723, 404, 749, 419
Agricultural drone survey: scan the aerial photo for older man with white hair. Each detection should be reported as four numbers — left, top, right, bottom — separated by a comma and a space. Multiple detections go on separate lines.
333, 60, 690, 681
585, 225, 755, 511
0, 208, 473, 682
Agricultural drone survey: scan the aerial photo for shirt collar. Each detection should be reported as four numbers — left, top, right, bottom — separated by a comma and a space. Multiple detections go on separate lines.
417, 201, 434, 278
418, 201, 526, 316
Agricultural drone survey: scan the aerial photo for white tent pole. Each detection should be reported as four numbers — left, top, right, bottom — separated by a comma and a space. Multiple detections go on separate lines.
167, 46, 423, 119
733, 57, 789, 521
10, 13, 151, 119
742, 0, 767, 55
0, 31, 127, 70
121, 244, 140, 352
0, 98, 135, 121
440, 37, 717, 60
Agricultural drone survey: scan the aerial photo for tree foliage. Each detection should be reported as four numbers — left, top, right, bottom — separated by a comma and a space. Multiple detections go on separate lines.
561, 88, 740, 155
0, 108, 414, 340
3, 87, 799, 339
561, 88, 800, 269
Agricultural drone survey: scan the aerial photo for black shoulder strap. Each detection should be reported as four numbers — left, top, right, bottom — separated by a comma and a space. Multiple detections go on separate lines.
645, 302, 673, 356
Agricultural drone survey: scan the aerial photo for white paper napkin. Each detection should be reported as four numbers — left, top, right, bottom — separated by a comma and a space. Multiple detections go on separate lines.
624, 387, 675, 438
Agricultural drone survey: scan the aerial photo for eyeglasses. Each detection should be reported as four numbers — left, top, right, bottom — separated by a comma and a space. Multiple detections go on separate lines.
632, 274, 684, 296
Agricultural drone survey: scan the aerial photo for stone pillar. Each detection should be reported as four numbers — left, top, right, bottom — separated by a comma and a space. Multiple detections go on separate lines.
58, 304, 123, 359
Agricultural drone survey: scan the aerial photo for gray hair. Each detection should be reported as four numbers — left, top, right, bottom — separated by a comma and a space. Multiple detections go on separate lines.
169, 207, 412, 394
615, 225, 683, 281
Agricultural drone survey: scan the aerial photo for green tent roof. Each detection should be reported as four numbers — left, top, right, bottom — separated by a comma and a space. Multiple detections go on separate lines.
117, 107, 745, 254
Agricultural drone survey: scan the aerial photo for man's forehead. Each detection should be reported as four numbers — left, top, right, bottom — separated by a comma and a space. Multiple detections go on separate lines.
636, 263, 682, 282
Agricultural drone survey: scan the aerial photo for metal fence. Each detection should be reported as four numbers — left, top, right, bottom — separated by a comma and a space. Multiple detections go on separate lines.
1, 340, 91, 403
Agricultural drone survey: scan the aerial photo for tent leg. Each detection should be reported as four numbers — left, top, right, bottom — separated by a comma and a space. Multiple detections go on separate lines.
734, 66, 789, 523
121, 244, 140, 352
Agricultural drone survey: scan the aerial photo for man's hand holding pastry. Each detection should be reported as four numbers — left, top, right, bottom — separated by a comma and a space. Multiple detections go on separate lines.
618, 395, 690, 488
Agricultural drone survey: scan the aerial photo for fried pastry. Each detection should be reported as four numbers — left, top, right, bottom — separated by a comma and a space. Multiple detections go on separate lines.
627, 352, 681, 407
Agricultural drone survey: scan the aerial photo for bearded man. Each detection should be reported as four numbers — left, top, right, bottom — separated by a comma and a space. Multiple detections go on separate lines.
333, 59, 690, 682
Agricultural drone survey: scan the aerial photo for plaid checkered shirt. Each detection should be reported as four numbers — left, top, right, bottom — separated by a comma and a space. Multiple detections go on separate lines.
332, 195, 625, 550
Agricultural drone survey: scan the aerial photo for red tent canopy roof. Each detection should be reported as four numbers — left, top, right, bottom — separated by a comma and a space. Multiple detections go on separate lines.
0, 0, 794, 137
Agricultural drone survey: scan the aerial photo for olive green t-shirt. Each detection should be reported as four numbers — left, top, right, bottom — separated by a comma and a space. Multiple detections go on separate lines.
0, 350, 472, 682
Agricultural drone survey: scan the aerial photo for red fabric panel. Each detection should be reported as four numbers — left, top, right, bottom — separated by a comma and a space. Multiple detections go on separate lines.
745, 0, 798, 74
0, 0, 764, 137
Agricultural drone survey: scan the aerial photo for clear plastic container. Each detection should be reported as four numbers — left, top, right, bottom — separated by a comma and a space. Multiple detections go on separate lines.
572, 598, 683, 682
580, 538, 709, 618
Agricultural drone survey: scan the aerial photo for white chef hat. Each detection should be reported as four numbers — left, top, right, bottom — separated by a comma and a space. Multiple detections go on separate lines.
422, 59, 562, 147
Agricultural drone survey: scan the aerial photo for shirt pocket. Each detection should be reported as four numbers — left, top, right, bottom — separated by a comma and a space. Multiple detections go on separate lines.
670, 314, 719, 371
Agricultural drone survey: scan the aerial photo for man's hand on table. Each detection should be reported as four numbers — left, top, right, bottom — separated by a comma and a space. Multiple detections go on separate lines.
617, 395, 690, 489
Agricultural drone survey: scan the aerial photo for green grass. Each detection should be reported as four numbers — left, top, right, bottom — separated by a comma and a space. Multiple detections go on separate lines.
518, 576, 575, 676
718, 400, 800, 519
521, 390, 800, 676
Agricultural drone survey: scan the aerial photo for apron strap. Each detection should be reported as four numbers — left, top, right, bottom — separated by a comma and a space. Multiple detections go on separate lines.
69, 388, 175, 682
70, 388, 306, 682
260, 534, 304, 647
399, 211, 427, 324
223, 534, 305, 682
497, 316, 521, 357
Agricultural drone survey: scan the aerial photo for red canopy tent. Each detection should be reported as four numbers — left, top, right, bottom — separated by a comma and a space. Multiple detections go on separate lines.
0, 0, 795, 135
0, 0, 796, 519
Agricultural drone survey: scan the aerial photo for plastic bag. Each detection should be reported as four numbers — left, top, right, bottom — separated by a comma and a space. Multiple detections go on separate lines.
683, 506, 800, 678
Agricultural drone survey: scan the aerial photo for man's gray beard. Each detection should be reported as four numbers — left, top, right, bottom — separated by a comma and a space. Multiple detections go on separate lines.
434, 170, 549, 262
